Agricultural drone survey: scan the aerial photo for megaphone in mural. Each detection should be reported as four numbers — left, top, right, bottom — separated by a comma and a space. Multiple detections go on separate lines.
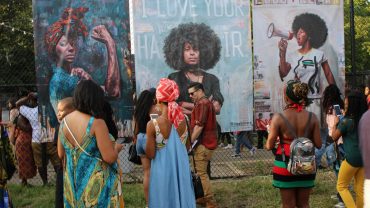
267, 23, 293, 40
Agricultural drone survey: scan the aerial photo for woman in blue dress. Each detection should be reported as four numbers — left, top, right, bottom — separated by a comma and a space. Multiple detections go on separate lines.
146, 78, 195, 208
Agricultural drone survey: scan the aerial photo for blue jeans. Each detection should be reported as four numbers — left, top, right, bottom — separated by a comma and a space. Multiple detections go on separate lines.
235, 131, 253, 154
136, 133, 147, 157
315, 128, 328, 167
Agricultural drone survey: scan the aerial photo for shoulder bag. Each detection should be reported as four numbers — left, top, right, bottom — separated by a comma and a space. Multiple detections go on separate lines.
185, 117, 204, 199
128, 124, 141, 165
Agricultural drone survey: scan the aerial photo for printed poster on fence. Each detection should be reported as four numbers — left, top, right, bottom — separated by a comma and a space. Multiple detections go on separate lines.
33, 0, 134, 139
132, 0, 253, 132
252, 0, 345, 125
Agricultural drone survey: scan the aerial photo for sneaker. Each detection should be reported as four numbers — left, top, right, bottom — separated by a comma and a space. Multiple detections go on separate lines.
218, 143, 225, 148
334, 202, 345, 208
231, 154, 241, 158
249, 147, 257, 156
223, 144, 233, 149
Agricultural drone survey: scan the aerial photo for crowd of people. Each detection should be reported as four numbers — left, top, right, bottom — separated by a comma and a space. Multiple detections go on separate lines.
0, 78, 369, 208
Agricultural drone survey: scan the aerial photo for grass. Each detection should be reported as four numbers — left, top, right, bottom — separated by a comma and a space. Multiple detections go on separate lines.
8, 172, 339, 207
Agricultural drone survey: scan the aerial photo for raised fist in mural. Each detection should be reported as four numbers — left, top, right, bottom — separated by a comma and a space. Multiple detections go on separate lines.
92, 25, 114, 45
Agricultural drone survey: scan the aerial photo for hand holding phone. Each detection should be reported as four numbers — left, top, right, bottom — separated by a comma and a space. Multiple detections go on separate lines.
150, 114, 159, 120
333, 105, 342, 117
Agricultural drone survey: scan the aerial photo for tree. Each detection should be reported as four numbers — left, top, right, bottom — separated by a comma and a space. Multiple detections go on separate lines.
0, 0, 35, 87
344, 0, 370, 73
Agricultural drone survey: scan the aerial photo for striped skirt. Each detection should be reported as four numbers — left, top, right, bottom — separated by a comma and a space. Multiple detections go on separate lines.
273, 143, 315, 188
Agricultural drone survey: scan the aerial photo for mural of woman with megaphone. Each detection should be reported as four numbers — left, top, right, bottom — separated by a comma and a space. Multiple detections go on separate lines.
278, 12, 336, 124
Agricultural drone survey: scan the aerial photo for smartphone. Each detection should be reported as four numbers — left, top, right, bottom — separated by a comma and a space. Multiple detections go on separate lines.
333, 104, 341, 116
150, 114, 159, 120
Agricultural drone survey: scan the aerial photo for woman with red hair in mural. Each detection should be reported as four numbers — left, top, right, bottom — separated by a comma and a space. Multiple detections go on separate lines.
44, 7, 121, 117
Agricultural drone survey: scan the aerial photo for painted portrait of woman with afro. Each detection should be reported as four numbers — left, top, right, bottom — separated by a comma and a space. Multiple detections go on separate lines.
278, 12, 336, 125
164, 22, 224, 115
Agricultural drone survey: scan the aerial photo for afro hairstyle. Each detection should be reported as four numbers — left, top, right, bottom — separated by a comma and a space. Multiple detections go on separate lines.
163, 22, 221, 71
292, 13, 328, 49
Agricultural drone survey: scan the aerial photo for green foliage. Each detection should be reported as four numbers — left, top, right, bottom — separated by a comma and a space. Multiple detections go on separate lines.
0, 0, 35, 86
344, 0, 370, 72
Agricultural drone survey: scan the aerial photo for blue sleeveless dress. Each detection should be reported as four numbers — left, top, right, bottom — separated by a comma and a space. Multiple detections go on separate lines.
59, 117, 122, 207
149, 121, 195, 208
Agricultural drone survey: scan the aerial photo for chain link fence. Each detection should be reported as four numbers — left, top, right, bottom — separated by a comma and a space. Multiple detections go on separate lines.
1, 1, 369, 185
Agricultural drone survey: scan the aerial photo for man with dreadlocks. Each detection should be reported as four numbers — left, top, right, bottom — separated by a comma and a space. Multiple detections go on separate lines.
278, 13, 336, 125
164, 22, 224, 115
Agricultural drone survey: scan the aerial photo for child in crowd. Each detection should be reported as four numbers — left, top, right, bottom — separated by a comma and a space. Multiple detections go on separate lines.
55, 97, 74, 208
57, 97, 75, 122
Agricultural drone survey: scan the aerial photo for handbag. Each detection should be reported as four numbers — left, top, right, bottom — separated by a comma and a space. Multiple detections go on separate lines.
128, 143, 141, 165
191, 153, 204, 199
185, 117, 204, 199
63, 119, 124, 207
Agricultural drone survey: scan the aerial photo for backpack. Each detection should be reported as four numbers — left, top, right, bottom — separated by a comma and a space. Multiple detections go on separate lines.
279, 112, 316, 175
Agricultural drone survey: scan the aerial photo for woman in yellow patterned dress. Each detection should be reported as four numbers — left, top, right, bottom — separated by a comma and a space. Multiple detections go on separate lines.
57, 80, 124, 207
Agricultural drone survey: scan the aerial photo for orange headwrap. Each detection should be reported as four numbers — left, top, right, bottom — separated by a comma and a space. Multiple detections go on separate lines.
156, 78, 185, 128
44, 7, 89, 60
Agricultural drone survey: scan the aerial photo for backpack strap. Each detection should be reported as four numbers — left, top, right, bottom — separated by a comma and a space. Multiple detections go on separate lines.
278, 113, 297, 138
303, 112, 312, 138
278, 112, 312, 162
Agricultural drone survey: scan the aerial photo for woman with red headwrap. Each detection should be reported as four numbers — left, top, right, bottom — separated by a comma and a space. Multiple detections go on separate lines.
146, 78, 195, 208
45, 7, 121, 119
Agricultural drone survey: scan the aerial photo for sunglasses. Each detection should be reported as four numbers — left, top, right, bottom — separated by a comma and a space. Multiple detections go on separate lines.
188, 89, 199, 96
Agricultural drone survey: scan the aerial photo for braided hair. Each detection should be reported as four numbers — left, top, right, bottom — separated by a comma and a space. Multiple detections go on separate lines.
285, 80, 311, 106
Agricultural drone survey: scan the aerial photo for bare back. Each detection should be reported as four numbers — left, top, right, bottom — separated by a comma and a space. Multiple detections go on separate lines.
267, 109, 321, 149
146, 117, 187, 159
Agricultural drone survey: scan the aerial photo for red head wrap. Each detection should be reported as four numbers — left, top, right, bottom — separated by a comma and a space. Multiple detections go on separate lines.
156, 78, 185, 128
44, 7, 89, 60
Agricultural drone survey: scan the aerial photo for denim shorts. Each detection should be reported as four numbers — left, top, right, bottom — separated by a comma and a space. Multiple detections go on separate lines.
136, 133, 147, 157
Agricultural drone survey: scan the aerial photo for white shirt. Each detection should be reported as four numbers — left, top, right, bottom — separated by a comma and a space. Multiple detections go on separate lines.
287, 48, 327, 99
20, 106, 42, 143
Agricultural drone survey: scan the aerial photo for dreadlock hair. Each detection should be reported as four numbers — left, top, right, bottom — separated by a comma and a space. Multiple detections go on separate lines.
322, 84, 344, 114
163, 22, 221, 71
345, 90, 368, 128
292, 13, 328, 49
133, 88, 156, 134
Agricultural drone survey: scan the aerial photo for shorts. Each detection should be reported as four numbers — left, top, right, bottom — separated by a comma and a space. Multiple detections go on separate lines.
136, 133, 147, 157
31, 142, 61, 168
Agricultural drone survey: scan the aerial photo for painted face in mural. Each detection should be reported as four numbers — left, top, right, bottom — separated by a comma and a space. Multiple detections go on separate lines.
295, 28, 309, 47
183, 42, 200, 65
55, 35, 77, 64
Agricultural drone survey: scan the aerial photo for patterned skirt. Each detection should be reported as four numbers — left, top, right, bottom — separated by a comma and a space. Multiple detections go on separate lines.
15, 131, 36, 179
272, 143, 315, 189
